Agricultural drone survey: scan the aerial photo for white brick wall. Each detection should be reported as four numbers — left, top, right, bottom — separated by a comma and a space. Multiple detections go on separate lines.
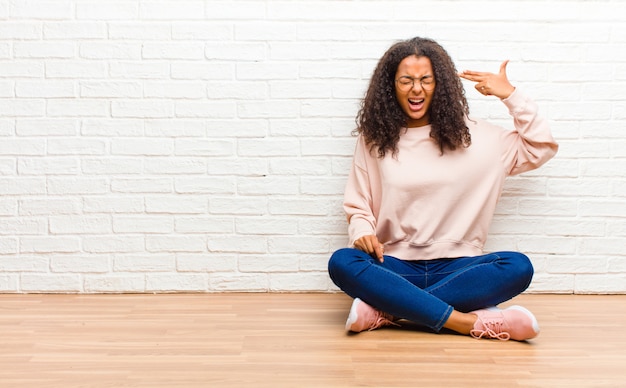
1, 0, 625, 293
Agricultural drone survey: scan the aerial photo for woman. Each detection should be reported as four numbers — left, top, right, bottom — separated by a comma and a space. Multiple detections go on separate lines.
328, 37, 558, 341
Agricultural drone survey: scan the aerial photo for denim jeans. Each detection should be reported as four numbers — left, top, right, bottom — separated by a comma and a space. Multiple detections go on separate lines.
327, 248, 534, 332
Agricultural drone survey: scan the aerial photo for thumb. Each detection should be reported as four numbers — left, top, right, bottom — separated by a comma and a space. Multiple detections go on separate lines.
499, 60, 510, 76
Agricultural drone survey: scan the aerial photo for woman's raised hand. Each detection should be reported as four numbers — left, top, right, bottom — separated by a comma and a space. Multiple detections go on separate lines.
459, 60, 516, 99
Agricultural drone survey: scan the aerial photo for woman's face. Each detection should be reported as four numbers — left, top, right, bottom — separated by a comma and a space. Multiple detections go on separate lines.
394, 55, 435, 128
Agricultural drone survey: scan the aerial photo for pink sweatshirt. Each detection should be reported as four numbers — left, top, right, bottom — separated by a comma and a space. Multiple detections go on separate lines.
344, 89, 558, 260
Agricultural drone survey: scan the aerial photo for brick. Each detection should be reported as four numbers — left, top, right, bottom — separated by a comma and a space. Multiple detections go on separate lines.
19, 198, 80, 216
175, 216, 234, 234
208, 235, 266, 253
45, 61, 107, 79
237, 176, 300, 195
114, 255, 176, 272
0, 139, 45, 156
238, 138, 300, 157
10, 1, 73, 19
15, 118, 80, 137
269, 272, 334, 292
113, 216, 174, 234
268, 236, 330, 254
0, 238, 18, 255
269, 158, 330, 175
143, 158, 207, 174
83, 196, 144, 213
21, 274, 82, 293
142, 43, 205, 60
0, 199, 17, 216
144, 81, 206, 99
205, 43, 265, 61
17, 157, 78, 175
527, 273, 574, 293
109, 22, 170, 40
172, 22, 231, 40
47, 138, 106, 155
47, 99, 109, 117
0, 22, 42, 39
575, 274, 626, 294
84, 276, 145, 293
174, 139, 234, 156
235, 217, 297, 235
20, 237, 80, 253
109, 61, 169, 79
80, 81, 143, 98
51, 255, 110, 273
300, 177, 347, 195
171, 62, 234, 80
16, 81, 75, 98
175, 177, 235, 194
80, 42, 141, 60
177, 253, 237, 272
0, 158, 16, 175
82, 236, 144, 253
207, 81, 267, 99
145, 195, 207, 214
111, 138, 173, 156
14, 41, 75, 58
206, 1, 265, 20
270, 119, 332, 137
0, 275, 18, 292
207, 158, 268, 176
175, 101, 236, 118
238, 255, 299, 273
145, 119, 206, 137
209, 196, 268, 216
76, 2, 138, 20
49, 216, 111, 234
0, 100, 45, 117
207, 120, 268, 138
209, 273, 268, 292
140, 1, 204, 20
146, 274, 207, 292
111, 178, 173, 194
0, 178, 46, 195
44, 21, 107, 39
0, 61, 43, 77
111, 100, 174, 118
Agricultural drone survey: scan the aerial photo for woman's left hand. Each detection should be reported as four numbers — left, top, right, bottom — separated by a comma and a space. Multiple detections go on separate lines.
459, 60, 516, 99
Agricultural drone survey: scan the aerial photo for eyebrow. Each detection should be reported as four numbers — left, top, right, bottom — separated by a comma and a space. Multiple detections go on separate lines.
398, 74, 433, 79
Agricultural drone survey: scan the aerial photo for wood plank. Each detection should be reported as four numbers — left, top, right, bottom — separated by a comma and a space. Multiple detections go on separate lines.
1, 293, 625, 387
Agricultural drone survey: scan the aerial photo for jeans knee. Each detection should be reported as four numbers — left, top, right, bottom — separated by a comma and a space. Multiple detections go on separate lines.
327, 248, 353, 277
509, 251, 534, 286
328, 247, 371, 289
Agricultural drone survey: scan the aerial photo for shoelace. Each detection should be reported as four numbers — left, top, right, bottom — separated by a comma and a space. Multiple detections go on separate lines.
470, 318, 511, 341
367, 313, 400, 331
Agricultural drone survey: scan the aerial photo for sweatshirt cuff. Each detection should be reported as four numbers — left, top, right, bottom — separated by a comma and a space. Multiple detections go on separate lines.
348, 217, 376, 247
501, 88, 533, 115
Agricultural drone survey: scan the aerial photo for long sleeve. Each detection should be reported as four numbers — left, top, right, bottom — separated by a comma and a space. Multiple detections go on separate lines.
500, 89, 559, 176
343, 136, 379, 247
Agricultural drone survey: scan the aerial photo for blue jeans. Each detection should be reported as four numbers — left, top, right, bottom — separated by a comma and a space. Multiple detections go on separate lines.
327, 248, 534, 332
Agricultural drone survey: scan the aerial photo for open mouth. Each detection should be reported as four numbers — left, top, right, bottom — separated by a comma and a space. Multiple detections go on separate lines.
408, 98, 424, 111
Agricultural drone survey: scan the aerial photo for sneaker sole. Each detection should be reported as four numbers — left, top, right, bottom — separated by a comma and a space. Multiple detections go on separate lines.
507, 305, 541, 336
345, 298, 362, 332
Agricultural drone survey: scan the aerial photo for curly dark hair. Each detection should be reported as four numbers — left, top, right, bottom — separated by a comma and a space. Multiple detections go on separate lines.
356, 37, 471, 157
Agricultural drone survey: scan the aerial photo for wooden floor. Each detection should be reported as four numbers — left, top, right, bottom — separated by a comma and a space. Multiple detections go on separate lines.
1, 293, 625, 388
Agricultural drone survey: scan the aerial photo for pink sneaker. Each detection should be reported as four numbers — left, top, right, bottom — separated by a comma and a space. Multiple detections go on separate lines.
470, 305, 540, 341
345, 298, 398, 333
